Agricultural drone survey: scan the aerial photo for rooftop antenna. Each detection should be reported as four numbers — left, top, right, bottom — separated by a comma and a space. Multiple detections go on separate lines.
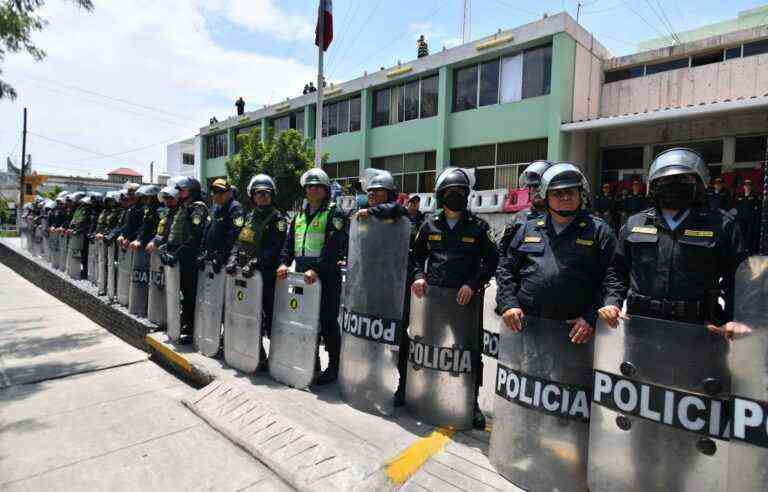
461, 0, 471, 43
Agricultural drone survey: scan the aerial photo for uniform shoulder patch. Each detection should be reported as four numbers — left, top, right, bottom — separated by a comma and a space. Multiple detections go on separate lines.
332, 216, 344, 231
428, 234, 442, 241
683, 229, 714, 238
575, 238, 594, 246
461, 236, 477, 244
631, 226, 657, 235
233, 216, 244, 228
276, 220, 287, 232
524, 236, 542, 243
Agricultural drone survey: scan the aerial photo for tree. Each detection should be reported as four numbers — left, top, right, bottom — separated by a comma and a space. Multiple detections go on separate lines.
0, 195, 10, 224
0, 0, 94, 99
226, 128, 322, 211
42, 184, 63, 199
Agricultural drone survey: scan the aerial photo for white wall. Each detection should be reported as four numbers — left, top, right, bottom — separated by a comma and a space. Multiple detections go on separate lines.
164, 138, 197, 179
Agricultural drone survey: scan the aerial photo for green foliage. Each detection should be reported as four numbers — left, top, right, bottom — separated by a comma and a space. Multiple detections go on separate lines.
0, 195, 10, 223
0, 1, 94, 99
226, 128, 324, 211
42, 184, 63, 199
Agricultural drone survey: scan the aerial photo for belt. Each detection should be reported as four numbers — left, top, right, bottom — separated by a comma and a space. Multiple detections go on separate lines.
627, 295, 704, 323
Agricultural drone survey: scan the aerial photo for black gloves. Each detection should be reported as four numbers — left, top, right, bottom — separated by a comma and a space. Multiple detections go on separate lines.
225, 261, 238, 275
160, 252, 177, 267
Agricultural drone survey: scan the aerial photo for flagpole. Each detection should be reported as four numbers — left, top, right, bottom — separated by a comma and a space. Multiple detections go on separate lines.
314, 0, 325, 168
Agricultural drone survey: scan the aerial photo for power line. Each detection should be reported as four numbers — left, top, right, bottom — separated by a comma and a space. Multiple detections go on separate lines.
325, 0, 362, 75
654, 0, 680, 44
643, 0, 679, 44
625, 3, 673, 44
68, 136, 186, 163
28, 131, 110, 157
328, 0, 385, 79
490, 0, 540, 17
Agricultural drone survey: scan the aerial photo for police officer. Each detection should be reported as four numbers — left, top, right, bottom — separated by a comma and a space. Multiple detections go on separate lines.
198, 178, 243, 273
734, 178, 761, 254
600, 148, 748, 339
93, 192, 117, 240
620, 178, 648, 222
410, 167, 499, 429
406, 195, 425, 231
84, 192, 104, 275
277, 168, 348, 385
162, 177, 208, 344
707, 176, 732, 211
497, 163, 616, 341
146, 185, 179, 255
115, 183, 143, 250
226, 174, 287, 365
129, 185, 161, 253
498, 160, 553, 256
66, 192, 91, 278
593, 182, 617, 229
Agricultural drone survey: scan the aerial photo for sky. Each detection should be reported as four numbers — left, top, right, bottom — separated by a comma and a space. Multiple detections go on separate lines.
0, 0, 766, 181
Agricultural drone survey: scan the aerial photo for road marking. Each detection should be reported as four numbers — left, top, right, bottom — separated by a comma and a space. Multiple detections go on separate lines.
385, 427, 455, 485
146, 335, 192, 374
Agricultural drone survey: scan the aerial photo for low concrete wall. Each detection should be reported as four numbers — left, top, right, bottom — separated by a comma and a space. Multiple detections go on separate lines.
0, 240, 156, 351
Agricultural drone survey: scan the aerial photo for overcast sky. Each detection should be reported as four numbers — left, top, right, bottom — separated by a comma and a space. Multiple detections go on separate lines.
1, 0, 766, 180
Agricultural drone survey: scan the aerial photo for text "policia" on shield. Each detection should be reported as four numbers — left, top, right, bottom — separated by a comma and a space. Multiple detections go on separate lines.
341, 308, 401, 345
732, 396, 768, 448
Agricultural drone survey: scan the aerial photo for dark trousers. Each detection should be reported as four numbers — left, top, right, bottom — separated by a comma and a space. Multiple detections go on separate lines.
179, 256, 198, 334
80, 239, 90, 279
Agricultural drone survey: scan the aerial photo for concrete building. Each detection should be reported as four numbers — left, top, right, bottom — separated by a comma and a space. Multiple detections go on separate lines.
164, 138, 198, 180
107, 167, 143, 185
38, 174, 123, 195
196, 10, 768, 215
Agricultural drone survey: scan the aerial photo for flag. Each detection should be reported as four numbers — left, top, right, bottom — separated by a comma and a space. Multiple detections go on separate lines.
315, 0, 333, 51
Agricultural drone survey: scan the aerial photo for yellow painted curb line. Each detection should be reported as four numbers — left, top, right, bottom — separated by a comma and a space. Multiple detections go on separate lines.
385, 427, 455, 485
146, 335, 192, 374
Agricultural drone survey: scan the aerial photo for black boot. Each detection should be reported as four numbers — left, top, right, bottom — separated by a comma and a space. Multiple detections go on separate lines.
473, 403, 486, 430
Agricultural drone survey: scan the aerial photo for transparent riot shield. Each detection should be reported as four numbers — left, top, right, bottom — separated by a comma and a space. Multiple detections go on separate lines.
97, 240, 108, 295
32, 225, 43, 257
57, 234, 68, 272
728, 256, 768, 492
338, 216, 410, 416
489, 316, 593, 491
128, 249, 150, 317
116, 247, 132, 306
49, 230, 60, 269
42, 229, 51, 262
223, 271, 264, 373
107, 243, 118, 299
406, 287, 481, 430
269, 272, 322, 389
193, 263, 226, 357
66, 235, 84, 280
478, 281, 501, 418
147, 251, 166, 327
588, 316, 730, 492
165, 262, 182, 341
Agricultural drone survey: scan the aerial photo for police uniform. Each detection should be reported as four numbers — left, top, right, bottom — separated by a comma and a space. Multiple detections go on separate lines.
149, 205, 176, 249
166, 198, 208, 335
496, 210, 616, 326
707, 187, 733, 211
228, 205, 287, 335
592, 191, 616, 228
621, 191, 648, 220
136, 202, 161, 247
734, 191, 761, 253
69, 203, 93, 278
200, 195, 244, 270
280, 200, 348, 376
603, 207, 746, 324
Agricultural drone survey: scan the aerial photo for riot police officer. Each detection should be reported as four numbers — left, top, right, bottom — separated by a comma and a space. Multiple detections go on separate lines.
734, 178, 761, 254
277, 168, 348, 385
146, 185, 179, 255
129, 185, 161, 252
226, 174, 287, 364
593, 182, 617, 229
498, 160, 552, 258
199, 178, 243, 273
93, 192, 117, 240
497, 163, 616, 340
162, 177, 208, 344
707, 176, 732, 211
115, 183, 143, 249
410, 167, 499, 429
66, 192, 91, 278
600, 148, 748, 338
406, 195, 425, 232
620, 178, 648, 222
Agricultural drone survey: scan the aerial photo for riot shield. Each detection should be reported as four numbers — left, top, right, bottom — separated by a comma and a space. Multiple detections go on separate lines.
193, 263, 226, 357
42, 229, 51, 262
86, 240, 96, 284
147, 251, 166, 327
338, 216, 410, 416
66, 235, 84, 280
58, 234, 68, 272
588, 316, 730, 492
478, 281, 501, 418
107, 243, 118, 299
728, 256, 768, 492
49, 230, 60, 269
488, 316, 593, 491
269, 272, 322, 389
97, 240, 108, 295
34, 225, 45, 257
116, 247, 132, 306
165, 263, 182, 341
223, 271, 264, 373
405, 287, 481, 430
128, 249, 150, 317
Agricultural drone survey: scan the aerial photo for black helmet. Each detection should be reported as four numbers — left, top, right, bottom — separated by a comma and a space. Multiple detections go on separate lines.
248, 174, 276, 195
136, 185, 161, 198
175, 177, 201, 193
520, 160, 553, 188
435, 167, 472, 195
366, 170, 397, 193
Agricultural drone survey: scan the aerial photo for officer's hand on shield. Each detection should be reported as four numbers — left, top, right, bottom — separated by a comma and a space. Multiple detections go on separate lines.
502, 308, 524, 332
211, 258, 222, 274
276, 264, 289, 280
567, 317, 595, 344
411, 278, 427, 298
117, 235, 125, 245
598, 305, 629, 328
304, 269, 318, 285
707, 321, 753, 340
225, 261, 238, 275
196, 252, 208, 270
129, 240, 141, 251
457, 284, 474, 306
356, 209, 369, 219
95, 233, 103, 241
242, 264, 255, 278
146, 241, 156, 254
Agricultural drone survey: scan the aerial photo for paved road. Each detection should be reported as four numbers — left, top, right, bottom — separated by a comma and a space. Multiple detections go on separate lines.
0, 262, 293, 491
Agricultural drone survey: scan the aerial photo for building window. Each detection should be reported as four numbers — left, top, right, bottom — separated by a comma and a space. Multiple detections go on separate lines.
743, 39, 768, 58
645, 57, 689, 76
182, 153, 194, 166
691, 50, 723, 68
370, 151, 437, 193
235, 124, 260, 153
205, 133, 228, 159
453, 45, 551, 113
653, 140, 724, 165
735, 135, 768, 163
600, 146, 644, 184
322, 96, 362, 137
294, 110, 305, 136
725, 46, 742, 60
604, 66, 644, 83
373, 76, 440, 128
449, 139, 547, 190
272, 115, 291, 136
25, 184, 32, 195
323, 160, 360, 191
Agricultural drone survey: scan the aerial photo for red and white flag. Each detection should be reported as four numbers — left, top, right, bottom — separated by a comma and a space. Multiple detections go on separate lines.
315, 0, 333, 51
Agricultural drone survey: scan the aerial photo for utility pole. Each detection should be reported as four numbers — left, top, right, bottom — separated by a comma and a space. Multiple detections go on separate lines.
315, 0, 325, 168
461, 0, 471, 44
576, 2, 582, 23
149, 161, 154, 183
18, 108, 27, 227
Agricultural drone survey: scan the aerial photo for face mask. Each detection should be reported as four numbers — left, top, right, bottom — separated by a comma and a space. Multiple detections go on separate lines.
653, 182, 695, 209
442, 192, 468, 212
552, 208, 579, 217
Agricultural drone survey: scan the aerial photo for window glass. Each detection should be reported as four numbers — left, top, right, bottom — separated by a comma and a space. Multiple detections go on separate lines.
604, 66, 644, 83
420, 76, 438, 118
349, 96, 361, 131
497, 139, 548, 164
322, 105, 331, 137
419, 171, 436, 193
450, 145, 495, 168
522, 45, 552, 99
235, 125, 259, 153
691, 51, 723, 67
500, 54, 523, 103
645, 57, 689, 75
390, 85, 402, 124
725, 46, 742, 60
383, 155, 404, 174
182, 153, 194, 166
453, 65, 478, 112
402, 173, 418, 193
475, 168, 495, 190
327, 103, 339, 136
735, 135, 768, 162
373, 88, 390, 127
743, 39, 768, 57
405, 152, 425, 172
602, 147, 644, 171
323, 162, 338, 179
206, 133, 228, 159
294, 110, 305, 136
403, 80, 420, 121
653, 140, 724, 164
479, 59, 500, 106
338, 160, 360, 178
337, 99, 349, 134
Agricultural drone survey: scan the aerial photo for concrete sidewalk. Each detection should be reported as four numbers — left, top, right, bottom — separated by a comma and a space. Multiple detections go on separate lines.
0, 261, 293, 491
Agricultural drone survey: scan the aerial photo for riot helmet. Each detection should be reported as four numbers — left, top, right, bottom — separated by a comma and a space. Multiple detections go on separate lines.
158, 185, 180, 200
366, 170, 397, 205
435, 167, 472, 212
520, 160, 553, 188
43, 199, 56, 210
88, 192, 104, 206
104, 191, 118, 205
539, 163, 589, 217
136, 184, 160, 198
56, 190, 69, 200
174, 176, 201, 193
248, 174, 276, 195
70, 191, 87, 204
300, 168, 331, 189
647, 148, 708, 209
